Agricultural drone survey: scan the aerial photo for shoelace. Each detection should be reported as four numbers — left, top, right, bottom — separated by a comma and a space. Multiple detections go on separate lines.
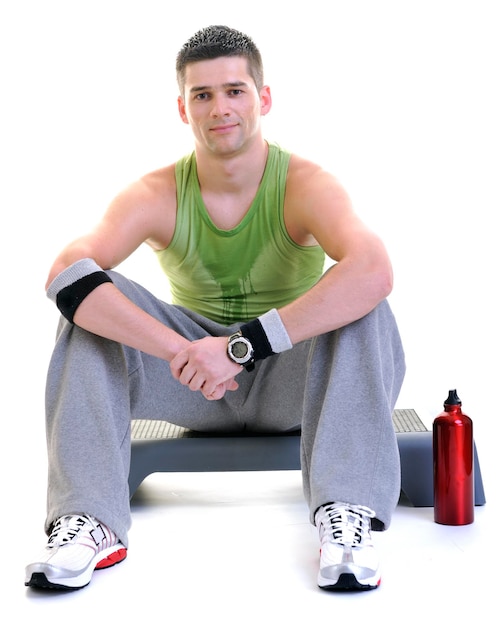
47, 514, 98, 548
320, 504, 375, 547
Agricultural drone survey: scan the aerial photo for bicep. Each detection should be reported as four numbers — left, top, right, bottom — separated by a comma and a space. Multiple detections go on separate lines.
288, 158, 386, 265
316, 210, 386, 264
45, 226, 139, 289
292, 169, 379, 262
46, 186, 163, 287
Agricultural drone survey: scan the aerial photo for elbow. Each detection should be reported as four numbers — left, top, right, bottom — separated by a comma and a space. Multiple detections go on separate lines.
45, 244, 100, 290
374, 261, 394, 301
370, 240, 394, 301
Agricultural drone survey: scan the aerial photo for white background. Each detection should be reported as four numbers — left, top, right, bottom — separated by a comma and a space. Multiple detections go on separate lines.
1, 1, 501, 619
1, 0, 501, 593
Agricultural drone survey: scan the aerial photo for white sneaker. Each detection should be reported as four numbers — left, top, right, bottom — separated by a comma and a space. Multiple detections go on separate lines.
315, 502, 380, 591
25, 514, 127, 590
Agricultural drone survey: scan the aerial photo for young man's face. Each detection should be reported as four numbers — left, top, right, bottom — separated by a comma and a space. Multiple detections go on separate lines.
178, 56, 271, 157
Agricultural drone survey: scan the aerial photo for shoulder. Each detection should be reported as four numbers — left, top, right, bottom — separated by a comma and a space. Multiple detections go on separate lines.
283, 153, 354, 246
131, 163, 177, 208
105, 163, 178, 217
286, 153, 349, 203
104, 163, 178, 250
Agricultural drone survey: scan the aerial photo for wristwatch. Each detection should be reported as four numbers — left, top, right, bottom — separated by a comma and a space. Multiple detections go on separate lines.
227, 331, 255, 371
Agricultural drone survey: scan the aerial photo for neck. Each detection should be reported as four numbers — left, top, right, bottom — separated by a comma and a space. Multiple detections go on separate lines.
195, 137, 269, 194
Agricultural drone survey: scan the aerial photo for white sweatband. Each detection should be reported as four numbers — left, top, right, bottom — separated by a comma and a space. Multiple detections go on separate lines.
46, 258, 112, 322
258, 308, 293, 353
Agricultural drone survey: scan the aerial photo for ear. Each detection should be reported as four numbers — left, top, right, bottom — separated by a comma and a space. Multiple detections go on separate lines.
178, 96, 189, 124
259, 85, 272, 116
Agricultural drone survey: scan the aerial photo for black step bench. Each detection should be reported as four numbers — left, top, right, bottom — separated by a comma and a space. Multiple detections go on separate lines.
129, 408, 486, 507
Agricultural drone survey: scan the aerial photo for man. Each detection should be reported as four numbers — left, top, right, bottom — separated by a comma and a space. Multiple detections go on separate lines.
25, 25, 405, 593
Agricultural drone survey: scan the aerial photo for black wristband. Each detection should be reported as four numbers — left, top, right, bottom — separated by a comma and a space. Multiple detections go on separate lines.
56, 271, 113, 323
240, 318, 274, 362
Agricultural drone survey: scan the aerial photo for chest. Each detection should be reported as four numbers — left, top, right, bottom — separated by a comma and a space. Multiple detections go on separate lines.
201, 189, 258, 231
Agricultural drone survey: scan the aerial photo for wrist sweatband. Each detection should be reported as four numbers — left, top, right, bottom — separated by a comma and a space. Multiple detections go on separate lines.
240, 308, 292, 362
46, 258, 113, 323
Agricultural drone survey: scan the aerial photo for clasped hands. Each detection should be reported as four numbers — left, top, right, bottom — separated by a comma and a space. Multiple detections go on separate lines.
170, 335, 242, 401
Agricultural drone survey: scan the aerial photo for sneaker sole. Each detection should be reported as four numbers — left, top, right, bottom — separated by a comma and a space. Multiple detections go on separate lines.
319, 572, 380, 592
25, 546, 127, 591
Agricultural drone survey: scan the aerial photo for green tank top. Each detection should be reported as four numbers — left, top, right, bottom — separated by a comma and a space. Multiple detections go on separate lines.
155, 143, 325, 324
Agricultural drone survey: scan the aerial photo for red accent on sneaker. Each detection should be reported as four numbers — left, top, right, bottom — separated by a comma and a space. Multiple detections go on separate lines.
96, 548, 128, 569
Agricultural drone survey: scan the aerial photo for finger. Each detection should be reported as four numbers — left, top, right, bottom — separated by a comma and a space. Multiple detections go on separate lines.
170, 353, 189, 381
188, 372, 207, 391
204, 385, 225, 401
226, 379, 239, 392
204, 379, 240, 401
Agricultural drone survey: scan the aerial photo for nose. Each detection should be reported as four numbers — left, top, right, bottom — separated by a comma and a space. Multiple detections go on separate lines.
210, 93, 230, 118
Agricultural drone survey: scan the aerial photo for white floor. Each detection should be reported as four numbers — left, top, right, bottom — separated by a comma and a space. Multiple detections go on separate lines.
4, 407, 497, 625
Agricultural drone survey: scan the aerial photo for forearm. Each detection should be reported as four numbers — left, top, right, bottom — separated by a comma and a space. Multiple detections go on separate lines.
73, 284, 190, 361
46, 258, 189, 361
279, 257, 393, 344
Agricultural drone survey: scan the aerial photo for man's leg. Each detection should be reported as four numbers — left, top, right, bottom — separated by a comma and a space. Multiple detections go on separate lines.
44, 272, 248, 544
301, 300, 406, 528
300, 300, 406, 591
27, 272, 245, 590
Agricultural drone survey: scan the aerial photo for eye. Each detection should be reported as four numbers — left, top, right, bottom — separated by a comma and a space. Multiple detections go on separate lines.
194, 92, 210, 101
229, 89, 243, 96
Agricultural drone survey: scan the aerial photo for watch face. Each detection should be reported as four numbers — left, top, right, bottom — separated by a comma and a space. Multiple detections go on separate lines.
232, 340, 249, 359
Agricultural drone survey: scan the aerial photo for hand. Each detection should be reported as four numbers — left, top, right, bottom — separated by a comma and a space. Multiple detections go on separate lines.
170, 336, 242, 400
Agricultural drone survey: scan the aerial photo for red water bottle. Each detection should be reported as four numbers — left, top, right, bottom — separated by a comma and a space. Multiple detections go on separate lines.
433, 389, 474, 525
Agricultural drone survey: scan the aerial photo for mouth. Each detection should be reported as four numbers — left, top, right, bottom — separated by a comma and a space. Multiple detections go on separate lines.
210, 123, 237, 134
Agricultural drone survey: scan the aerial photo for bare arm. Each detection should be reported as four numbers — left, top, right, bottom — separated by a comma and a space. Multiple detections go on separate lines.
46, 169, 190, 361
278, 155, 393, 343
47, 168, 241, 400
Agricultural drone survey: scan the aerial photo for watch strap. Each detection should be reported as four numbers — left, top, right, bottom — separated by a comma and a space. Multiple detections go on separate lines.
240, 319, 273, 361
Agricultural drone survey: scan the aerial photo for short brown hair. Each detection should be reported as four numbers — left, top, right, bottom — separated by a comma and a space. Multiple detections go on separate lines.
176, 25, 264, 95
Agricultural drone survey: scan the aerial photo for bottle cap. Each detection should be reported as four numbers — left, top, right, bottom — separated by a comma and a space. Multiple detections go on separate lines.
444, 389, 462, 406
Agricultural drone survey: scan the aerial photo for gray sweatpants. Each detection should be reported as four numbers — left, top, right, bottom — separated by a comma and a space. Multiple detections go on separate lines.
44, 271, 405, 546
